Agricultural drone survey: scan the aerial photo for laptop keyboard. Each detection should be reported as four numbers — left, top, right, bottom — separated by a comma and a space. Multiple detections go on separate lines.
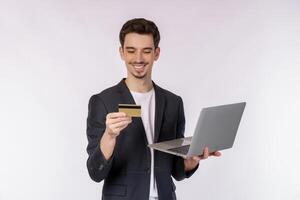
168, 145, 190, 155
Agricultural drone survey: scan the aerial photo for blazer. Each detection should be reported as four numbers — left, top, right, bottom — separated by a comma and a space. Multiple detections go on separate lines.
86, 79, 198, 200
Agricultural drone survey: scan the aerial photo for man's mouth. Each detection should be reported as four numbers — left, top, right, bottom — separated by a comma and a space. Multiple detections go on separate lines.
132, 63, 147, 71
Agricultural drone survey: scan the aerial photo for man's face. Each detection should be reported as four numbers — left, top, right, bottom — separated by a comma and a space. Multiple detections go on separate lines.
120, 33, 160, 80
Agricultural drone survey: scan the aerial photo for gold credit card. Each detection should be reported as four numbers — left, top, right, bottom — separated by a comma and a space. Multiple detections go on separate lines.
118, 104, 141, 117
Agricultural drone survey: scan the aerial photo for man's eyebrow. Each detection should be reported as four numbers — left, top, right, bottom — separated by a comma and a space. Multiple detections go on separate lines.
125, 47, 135, 50
143, 47, 153, 51
125, 47, 154, 50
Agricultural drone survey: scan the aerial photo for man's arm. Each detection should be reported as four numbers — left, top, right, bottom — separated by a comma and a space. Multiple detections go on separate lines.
86, 95, 131, 182
183, 148, 222, 172
100, 112, 132, 160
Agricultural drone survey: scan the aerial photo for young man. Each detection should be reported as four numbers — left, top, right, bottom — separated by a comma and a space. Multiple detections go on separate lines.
86, 18, 221, 200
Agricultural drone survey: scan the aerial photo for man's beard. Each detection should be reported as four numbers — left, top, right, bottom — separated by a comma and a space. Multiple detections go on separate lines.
132, 72, 147, 79
130, 62, 148, 79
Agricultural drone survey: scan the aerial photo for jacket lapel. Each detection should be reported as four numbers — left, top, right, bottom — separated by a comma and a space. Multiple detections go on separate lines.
116, 79, 166, 144
117, 79, 149, 145
153, 83, 166, 143
117, 79, 135, 104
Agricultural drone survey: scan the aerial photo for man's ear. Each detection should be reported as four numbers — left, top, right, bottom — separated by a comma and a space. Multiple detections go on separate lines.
154, 47, 160, 61
119, 46, 124, 60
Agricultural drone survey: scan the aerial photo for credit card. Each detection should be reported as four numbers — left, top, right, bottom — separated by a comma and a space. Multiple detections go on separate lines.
118, 104, 141, 117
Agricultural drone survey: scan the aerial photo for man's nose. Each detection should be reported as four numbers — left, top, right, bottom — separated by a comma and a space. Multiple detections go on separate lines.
135, 51, 144, 62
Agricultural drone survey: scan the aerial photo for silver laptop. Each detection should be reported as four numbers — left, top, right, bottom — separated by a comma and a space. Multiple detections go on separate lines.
148, 102, 246, 158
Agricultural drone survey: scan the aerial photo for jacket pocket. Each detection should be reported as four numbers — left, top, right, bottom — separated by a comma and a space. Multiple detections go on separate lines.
103, 184, 127, 197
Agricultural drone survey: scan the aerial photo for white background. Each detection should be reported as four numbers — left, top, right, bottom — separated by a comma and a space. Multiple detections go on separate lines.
1, 0, 300, 199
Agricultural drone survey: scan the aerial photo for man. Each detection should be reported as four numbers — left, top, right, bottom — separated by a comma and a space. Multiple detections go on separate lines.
86, 18, 221, 200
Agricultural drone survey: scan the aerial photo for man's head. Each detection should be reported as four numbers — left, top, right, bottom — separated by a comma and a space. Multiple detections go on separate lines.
119, 18, 160, 80
119, 18, 160, 49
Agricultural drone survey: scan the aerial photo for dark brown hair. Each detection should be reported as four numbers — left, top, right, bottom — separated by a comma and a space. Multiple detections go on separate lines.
119, 18, 160, 48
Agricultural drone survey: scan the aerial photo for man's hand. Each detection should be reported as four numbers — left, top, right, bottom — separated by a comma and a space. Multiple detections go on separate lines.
104, 112, 132, 139
100, 112, 132, 160
184, 147, 221, 172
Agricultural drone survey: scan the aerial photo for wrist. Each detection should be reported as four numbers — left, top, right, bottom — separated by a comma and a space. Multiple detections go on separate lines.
104, 129, 117, 140
184, 159, 199, 172
99, 131, 116, 160
100, 130, 116, 150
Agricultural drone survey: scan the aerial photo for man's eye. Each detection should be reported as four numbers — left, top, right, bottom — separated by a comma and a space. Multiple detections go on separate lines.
144, 51, 151, 54
127, 51, 135, 54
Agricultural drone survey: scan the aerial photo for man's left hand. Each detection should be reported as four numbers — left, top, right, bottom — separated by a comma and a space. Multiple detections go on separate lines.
184, 147, 221, 172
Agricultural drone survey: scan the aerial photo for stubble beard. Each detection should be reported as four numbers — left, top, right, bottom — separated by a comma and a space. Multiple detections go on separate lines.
132, 72, 147, 79
129, 62, 149, 79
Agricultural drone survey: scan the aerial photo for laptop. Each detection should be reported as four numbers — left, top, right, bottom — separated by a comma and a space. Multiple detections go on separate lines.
148, 102, 246, 158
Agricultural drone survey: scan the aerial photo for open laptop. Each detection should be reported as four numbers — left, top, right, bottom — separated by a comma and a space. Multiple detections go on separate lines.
148, 102, 246, 158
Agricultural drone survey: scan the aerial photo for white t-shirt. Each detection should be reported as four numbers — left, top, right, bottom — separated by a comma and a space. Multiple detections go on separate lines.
131, 88, 158, 198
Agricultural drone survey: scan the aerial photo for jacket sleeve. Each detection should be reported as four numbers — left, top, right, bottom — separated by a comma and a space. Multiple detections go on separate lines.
171, 96, 199, 181
86, 95, 114, 182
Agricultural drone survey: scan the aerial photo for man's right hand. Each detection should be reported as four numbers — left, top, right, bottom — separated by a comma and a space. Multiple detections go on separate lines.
104, 112, 132, 139
100, 112, 132, 160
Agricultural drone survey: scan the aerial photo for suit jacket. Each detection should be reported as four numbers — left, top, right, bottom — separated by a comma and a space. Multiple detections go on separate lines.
86, 79, 198, 200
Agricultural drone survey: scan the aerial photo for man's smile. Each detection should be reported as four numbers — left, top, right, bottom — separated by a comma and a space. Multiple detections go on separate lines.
132, 63, 148, 72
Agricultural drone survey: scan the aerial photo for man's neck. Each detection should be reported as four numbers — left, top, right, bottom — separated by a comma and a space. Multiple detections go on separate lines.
125, 77, 153, 93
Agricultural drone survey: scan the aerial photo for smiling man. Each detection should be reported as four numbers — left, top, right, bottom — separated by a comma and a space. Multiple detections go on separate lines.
86, 18, 220, 200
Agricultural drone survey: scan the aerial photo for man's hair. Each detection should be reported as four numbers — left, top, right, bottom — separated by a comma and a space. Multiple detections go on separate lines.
119, 18, 160, 48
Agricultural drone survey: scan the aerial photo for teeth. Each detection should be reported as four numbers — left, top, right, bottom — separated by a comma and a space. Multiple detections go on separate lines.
133, 65, 145, 69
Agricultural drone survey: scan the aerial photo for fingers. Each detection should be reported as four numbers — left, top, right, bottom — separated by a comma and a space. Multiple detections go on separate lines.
198, 147, 222, 160
211, 151, 222, 157
105, 112, 132, 138
201, 147, 209, 159
107, 112, 127, 119
106, 112, 131, 123
108, 117, 132, 127
111, 120, 131, 128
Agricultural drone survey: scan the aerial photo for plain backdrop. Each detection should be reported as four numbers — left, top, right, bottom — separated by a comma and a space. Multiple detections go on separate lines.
1, 0, 300, 199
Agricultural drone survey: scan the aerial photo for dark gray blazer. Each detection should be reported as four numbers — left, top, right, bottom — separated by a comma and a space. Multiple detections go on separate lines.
86, 79, 198, 200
